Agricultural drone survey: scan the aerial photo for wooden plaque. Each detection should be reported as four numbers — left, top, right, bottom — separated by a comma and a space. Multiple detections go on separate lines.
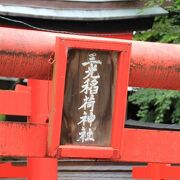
61, 49, 118, 146
48, 35, 131, 159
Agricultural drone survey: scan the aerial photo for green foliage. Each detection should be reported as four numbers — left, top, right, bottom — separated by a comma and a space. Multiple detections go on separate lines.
134, 0, 180, 43
0, 114, 6, 121
129, 89, 180, 124
130, 0, 180, 124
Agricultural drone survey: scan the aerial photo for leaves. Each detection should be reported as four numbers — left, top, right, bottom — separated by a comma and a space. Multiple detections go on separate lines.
128, 89, 180, 124
129, 0, 180, 124
0, 114, 6, 121
134, 0, 180, 44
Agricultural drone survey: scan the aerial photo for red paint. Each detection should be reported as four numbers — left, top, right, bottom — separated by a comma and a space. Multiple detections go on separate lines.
59, 145, 116, 159
133, 163, 180, 180
28, 158, 57, 180
0, 85, 31, 116
120, 128, 180, 163
50, 35, 131, 159
0, 28, 179, 179
111, 50, 131, 159
28, 80, 51, 124
130, 41, 180, 90
0, 162, 28, 178
28, 79, 58, 180
0, 27, 179, 90
0, 121, 47, 157
47, 37, 68, 156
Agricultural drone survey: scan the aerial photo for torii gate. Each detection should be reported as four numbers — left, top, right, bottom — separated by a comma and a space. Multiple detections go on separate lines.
0, 27, 180, 180
0, 27, 179, 90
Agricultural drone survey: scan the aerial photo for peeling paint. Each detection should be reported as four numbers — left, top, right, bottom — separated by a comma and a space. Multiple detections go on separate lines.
0, 27, 179, 90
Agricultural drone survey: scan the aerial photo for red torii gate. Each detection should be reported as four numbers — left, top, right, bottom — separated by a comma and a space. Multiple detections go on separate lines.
0, 27, 180, 180
0, 27, 179, 90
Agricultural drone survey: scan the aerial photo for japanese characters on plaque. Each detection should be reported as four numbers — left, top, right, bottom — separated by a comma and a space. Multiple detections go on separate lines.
61, 49, 117, 146
77, 53, 102, 143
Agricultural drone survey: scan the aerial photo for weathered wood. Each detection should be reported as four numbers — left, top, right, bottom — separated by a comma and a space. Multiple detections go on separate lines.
61, 49, 118, 146
0, 27, 179, 90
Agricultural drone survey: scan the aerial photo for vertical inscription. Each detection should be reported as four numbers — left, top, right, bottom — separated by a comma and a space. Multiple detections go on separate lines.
61, 49, 118, 146
77, 53, 102, 143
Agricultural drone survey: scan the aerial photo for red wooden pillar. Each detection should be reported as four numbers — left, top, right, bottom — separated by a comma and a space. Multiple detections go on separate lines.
28, 79, 57, 180
28, 158, 57, 180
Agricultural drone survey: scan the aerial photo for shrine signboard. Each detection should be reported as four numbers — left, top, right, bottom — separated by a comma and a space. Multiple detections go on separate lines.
62, 49, 118, 146
48, 35, 131, 159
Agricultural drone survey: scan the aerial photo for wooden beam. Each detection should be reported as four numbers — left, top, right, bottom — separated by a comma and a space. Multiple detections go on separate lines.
0, 85, 31, 116
0, 122, 47, 157
133, 163, 180, 179
0, 162, 28, 178
58, 145, 115, 159
0, 27, 180, 90
121, 128, 180, 163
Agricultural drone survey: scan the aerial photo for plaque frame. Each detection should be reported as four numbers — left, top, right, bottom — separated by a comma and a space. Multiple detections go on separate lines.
48, 34, 131, 160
